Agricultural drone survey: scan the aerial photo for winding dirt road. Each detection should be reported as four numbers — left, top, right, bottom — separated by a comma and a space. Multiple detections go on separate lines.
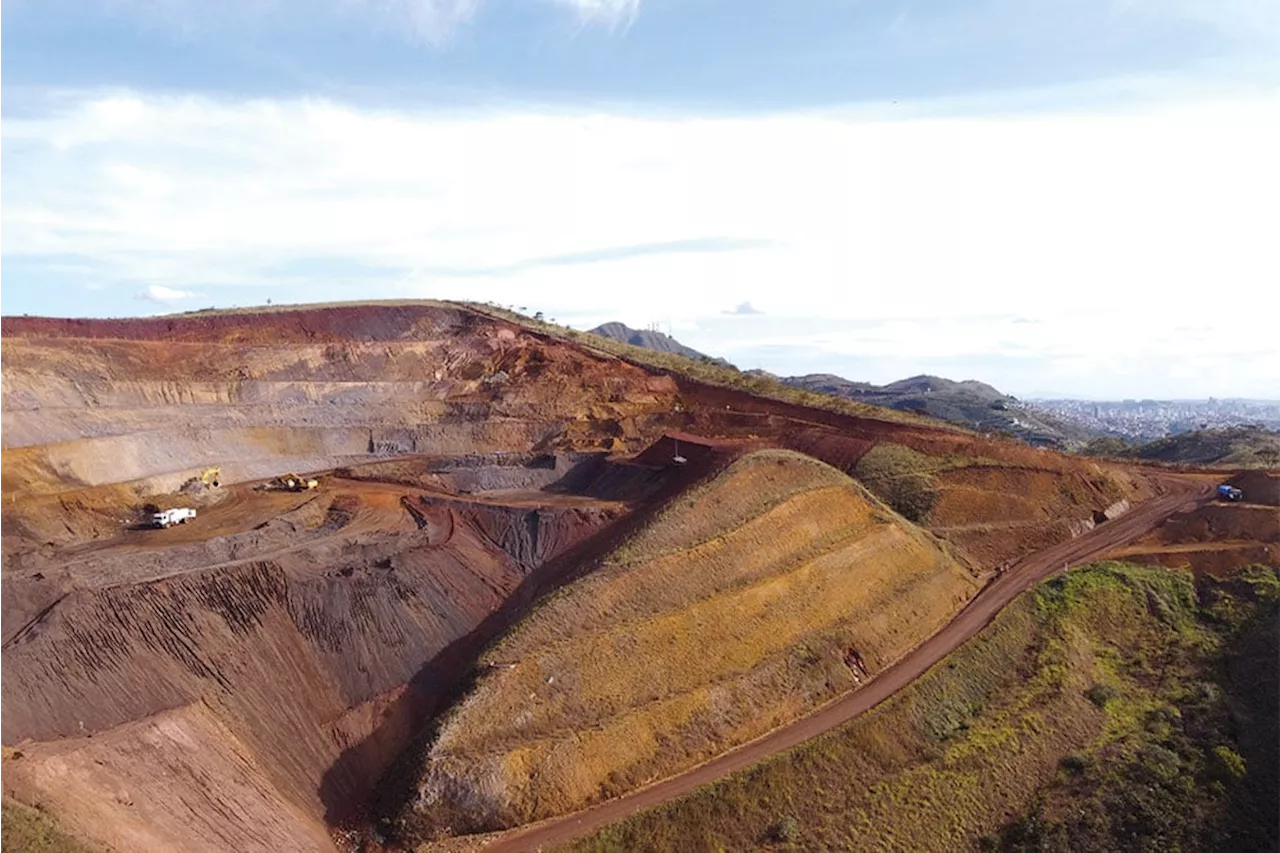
483, 479, 1213, 852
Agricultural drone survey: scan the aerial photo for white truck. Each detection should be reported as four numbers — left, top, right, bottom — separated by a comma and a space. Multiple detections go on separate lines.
153, 507, 197, 528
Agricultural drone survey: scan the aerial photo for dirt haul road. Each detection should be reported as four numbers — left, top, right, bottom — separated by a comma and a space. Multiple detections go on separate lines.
482, 479, 1213, 852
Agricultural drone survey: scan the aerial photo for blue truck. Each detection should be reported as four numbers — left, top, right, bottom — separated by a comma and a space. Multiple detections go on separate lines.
1217, 484, 1244, 502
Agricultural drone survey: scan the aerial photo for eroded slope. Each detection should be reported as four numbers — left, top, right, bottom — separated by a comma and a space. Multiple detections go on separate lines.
1, 473, 626, 853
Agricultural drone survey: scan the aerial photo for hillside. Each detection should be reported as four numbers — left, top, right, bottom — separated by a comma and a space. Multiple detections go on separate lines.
1082, 427, 1280, 468
1132, 426, 1280, 467
394, 450, 980, 839
570, 563, 1279, 852
0, 801, 93, 853
587, 322, 729, 366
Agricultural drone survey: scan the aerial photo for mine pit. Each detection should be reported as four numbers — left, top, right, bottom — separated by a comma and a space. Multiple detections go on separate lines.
1, 303, 1246, 853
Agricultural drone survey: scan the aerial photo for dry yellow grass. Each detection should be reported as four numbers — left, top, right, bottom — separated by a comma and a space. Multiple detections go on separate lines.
571, 564, 1280, 853
609, 450, 853, 562
404, 451, 980, 835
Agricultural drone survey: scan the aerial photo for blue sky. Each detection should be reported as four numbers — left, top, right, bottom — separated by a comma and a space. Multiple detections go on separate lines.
3, 0, 1278, 397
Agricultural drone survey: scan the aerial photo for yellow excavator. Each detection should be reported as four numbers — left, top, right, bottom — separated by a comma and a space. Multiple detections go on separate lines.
200, 468, 221, 488
269, 473, 319, 492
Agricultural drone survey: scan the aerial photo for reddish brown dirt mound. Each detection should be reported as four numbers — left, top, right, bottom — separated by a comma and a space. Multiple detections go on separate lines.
1145, 503, 1279, 545
1108, 497, 1279, 576
1229, 470, 1280, 506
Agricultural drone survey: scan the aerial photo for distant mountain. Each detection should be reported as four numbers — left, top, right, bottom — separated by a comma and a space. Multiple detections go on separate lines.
587, 322, 730, 365
762, 371, 1087, 448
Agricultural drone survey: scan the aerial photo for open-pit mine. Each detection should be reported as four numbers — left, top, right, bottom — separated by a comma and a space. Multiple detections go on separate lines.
1, 302, 1270, 852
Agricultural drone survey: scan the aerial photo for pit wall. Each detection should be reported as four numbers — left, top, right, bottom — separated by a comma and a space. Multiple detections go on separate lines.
1, 495, 618, 852
2, 307, 682, 498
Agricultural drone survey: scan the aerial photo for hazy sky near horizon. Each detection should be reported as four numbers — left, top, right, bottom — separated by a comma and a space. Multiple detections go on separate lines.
3, 0, 1279, 398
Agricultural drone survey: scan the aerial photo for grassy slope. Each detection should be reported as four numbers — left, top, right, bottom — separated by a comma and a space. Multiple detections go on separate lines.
568, 563, 1279, 853
1, 802, 94, 853
398, 451, 978, 839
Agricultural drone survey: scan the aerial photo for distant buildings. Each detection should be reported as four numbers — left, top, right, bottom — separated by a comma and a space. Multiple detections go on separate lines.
1025, 399, 1280, 442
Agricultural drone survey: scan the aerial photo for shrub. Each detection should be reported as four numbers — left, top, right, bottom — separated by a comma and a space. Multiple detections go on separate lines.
853, 444, 941, 523
1085, 684, 1117, 708
768, 816, 800, 843
1060, 752, 1092, 774
1211, 745, 1247, 779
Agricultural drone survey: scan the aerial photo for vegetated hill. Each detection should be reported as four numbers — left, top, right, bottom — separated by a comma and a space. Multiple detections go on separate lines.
393, 450, 981, 840
570, 563, 1279, 853
1124, 426, 1280, 467
776, 372, 1089, 448
588, 322, 730, 366
0, 301, 1163, 853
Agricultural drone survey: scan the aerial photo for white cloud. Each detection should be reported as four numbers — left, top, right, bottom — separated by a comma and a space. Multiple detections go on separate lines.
136, 284, 199, 303
4, 89, 1279, 396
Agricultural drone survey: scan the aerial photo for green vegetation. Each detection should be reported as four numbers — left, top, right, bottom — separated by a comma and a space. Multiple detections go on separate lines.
1080, 436, 1138, 458
568, 563, 1279, 853
853, 443, 942, 522
992, 563, 1279, 852
0, 802, 93, 853
1083, 426, 1280, 468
